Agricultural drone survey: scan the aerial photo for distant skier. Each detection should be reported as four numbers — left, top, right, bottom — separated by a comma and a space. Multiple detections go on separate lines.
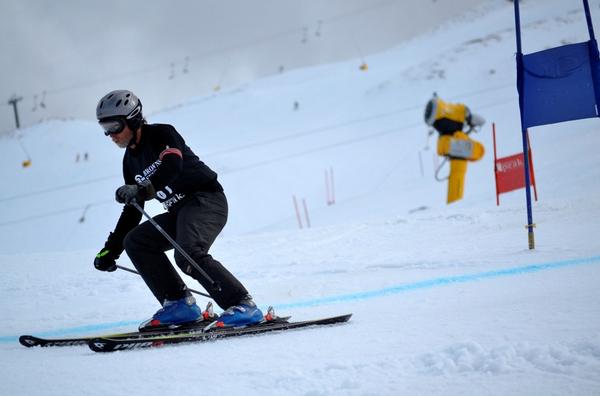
93, 89, 263, 330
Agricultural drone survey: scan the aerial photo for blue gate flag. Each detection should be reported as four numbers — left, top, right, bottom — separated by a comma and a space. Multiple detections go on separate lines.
513, 0, 599, 250
515, 0, 600, 129
521, 41, 600, 128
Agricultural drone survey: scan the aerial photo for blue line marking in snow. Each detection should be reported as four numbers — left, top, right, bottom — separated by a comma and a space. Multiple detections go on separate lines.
2, 254, 600, 344
274, 254, 600, 309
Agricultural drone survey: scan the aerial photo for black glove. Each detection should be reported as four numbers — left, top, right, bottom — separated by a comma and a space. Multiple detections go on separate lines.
94, 248, 117, 272
115, 181, 156, 205
115, 184, 143, 204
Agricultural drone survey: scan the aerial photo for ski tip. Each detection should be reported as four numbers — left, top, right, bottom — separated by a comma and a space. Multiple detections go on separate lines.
19, 335, 39, 348
329, 313, 352, 324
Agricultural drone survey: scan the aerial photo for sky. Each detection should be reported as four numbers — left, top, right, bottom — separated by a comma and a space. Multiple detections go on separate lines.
0, 0, 482, 135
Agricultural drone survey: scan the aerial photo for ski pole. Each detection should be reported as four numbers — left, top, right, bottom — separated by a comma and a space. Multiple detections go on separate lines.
116, 264, 211, 299
130, 201, 222, 292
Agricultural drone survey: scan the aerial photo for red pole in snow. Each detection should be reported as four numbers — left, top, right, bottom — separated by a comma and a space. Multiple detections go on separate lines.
330, 167, 336, 205
325, 169, 331, 205
493, 122, 500, 206
302, 198, 311, 228
526, 131, 538, 202
293, 195, 303, 229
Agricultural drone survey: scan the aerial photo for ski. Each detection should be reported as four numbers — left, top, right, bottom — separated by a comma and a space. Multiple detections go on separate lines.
19, 306, 293, 348
18, 319, 217, 348
89, 313, 352, 353
20, 332, 135, 348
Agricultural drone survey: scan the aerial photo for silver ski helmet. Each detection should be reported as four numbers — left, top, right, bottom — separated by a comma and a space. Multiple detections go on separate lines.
96, 90, 143, 127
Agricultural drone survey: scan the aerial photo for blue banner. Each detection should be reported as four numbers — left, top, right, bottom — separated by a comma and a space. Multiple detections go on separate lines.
513, 0, 599, 249
521, 41, 599, 128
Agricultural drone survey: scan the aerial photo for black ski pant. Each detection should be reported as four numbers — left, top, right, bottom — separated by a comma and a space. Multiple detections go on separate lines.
123, 191, 248, 310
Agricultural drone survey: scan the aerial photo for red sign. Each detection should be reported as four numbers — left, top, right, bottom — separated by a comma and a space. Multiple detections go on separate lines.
493, 123, 538, 205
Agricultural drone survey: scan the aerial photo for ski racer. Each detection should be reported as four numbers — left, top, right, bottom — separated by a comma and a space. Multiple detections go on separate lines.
93, 90, 263, 330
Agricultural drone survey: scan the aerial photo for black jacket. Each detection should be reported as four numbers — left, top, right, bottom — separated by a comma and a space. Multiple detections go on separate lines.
105, 123, 222, 256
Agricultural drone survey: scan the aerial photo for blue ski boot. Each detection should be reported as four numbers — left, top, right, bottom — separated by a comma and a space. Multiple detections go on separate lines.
212, 296, 264, 329
139, 295, 202, 331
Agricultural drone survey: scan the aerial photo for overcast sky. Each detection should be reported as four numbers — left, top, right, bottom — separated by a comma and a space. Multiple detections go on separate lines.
0, 0, 482, 134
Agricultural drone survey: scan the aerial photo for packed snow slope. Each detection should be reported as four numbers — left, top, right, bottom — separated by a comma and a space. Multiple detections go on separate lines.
1, 1, 600, 395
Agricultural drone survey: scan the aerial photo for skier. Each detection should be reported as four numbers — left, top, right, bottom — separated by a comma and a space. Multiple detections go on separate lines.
92, 90, 263, 330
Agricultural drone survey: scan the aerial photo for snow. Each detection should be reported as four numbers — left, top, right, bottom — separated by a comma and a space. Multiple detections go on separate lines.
1, 0, 600, 395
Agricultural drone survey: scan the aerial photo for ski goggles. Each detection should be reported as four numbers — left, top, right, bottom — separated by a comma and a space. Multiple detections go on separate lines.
99, 118, 126, 136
